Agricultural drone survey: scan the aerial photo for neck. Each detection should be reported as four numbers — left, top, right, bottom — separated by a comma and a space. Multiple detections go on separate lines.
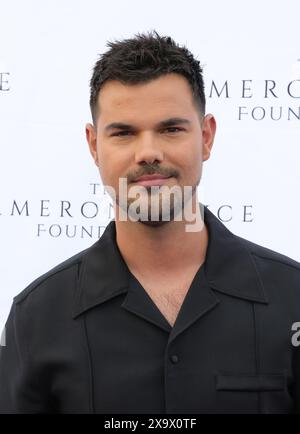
114, 199, 208, 276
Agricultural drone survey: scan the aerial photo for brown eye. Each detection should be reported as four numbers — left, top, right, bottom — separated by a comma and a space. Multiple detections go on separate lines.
163, 127, 183, 133
112, 131, 133, 137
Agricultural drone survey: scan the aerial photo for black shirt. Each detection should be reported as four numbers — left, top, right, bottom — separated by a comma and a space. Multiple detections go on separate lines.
0, 204, 300, 413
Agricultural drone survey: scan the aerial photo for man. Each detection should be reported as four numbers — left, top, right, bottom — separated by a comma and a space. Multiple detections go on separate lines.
0, 31, 300, 414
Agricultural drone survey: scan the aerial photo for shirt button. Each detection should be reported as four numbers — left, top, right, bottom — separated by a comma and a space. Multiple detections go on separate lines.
170, 354, 179, 364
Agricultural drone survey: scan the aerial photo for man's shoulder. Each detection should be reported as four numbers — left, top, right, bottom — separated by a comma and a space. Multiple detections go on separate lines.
13, 243, 95, 305
237, 234, 300, 273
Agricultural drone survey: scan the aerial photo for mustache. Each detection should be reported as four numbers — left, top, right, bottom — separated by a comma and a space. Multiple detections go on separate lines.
127, 163, 179, 183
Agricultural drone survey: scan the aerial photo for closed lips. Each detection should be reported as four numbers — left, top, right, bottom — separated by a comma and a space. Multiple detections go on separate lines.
133, 175, 171, 182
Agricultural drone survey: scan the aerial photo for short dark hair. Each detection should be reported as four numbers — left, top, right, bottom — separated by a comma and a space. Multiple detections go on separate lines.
89, 30, 206, 125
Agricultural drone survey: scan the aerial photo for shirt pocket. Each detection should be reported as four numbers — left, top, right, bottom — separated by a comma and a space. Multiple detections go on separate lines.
215, 373, 286, 392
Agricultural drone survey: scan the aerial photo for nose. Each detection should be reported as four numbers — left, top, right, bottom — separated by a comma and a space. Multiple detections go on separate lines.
134, 132, 164, 165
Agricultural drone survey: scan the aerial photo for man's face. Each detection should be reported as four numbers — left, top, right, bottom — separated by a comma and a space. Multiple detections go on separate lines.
86, 73, 216, 224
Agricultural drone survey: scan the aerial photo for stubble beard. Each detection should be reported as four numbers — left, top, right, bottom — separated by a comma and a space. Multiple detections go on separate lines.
115, 178, 200, 227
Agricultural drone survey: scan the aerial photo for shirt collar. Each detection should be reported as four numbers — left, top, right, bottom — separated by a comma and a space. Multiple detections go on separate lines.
72, 204, 268, 319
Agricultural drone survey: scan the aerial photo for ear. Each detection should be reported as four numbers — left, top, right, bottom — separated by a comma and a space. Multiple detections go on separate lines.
85, 123, 99, 167
201, 114, 217, 162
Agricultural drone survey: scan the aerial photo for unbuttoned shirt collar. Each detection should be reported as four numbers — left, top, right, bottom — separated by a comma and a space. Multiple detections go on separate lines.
73, 204, 268, 340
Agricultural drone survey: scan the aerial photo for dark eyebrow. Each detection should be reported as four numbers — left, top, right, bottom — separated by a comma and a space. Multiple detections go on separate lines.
104, 117, 191, 133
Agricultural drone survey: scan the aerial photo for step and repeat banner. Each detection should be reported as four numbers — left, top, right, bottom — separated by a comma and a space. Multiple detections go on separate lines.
0, 0, 300, 331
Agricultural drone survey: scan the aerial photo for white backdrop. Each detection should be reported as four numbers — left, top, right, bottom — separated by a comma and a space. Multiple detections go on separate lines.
1, 0, 300, 332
